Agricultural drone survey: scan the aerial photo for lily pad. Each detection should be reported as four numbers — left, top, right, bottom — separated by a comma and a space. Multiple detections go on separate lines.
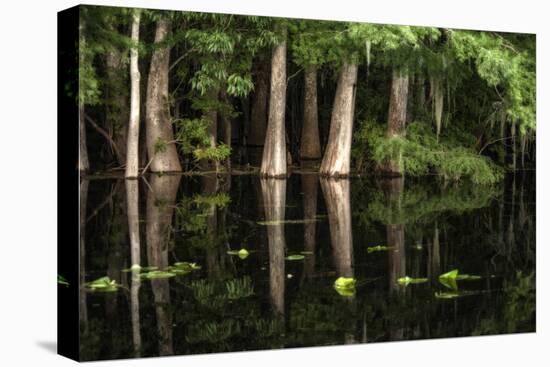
227, 249, 250, 259
58, 275, 69, 287
299, 251, 314, 255
334, 277, 357, 297
439, 269, 481, 290
85, 276, 119, 292
397, 276, 428, 286
141, 271, 176, 280
285, 254, 305, 261
367, 245, 390, 253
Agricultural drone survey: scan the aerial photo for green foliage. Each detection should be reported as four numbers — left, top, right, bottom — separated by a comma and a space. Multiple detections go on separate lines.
360, 179, 500, 225
354, 121, 504, 184
84, 276, 119, 292
57, 275, 69, 287
174, 118, 232, 162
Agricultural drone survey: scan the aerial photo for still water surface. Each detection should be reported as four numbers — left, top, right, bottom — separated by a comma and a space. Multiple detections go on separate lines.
79, 171, 535, 360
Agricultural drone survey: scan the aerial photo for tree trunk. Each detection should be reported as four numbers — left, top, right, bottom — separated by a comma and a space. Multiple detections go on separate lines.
380, 69, 409, 176
261, 178, 287, 315
145, 19, 181, 173
79, 102, 89, 171
300, 66, 322, 160
260, 34, 287, 178
319, 63, 358, 177
126, 10, 141, 178
105, 49, 128, 166
249, 62, 269, 147
320, 178, 354, 277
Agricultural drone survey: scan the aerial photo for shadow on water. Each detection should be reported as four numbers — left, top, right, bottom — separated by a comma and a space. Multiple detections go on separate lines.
77, 171, 535, 360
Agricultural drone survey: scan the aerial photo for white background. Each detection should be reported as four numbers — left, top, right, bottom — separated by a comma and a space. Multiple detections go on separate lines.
0, 0, 547, 365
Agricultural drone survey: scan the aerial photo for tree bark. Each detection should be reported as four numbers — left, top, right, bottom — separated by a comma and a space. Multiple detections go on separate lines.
320, 178, 354, 277
381, 69, 409, 176
261, 178, 287, 315
319, 63, 358, 177
249, 61, 269, 147
145, 18, 182, 173
300, 66, 321, 160
105, 49, 128, 166
126, 10, 141, 178
260, 33, 287, 178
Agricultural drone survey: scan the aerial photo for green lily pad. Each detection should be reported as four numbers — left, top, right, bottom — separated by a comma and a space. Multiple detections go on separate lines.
285, 254, 305, 261
367, 245, 390, 253
334, 277, 357, 297
299, 251, 314, 255
140, 271, 176, 280
85, 276, 119, 292
397, 276, 428, 286
334, 286, 356, 297
58, 275, 69, 287
227, 249, 249, 259
439, 269, 481, 290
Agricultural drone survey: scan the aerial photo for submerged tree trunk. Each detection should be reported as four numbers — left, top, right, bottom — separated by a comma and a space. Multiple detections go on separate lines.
126, 10, 141, 178
79, 102, 89, 171
300, 66, 321, 160
321, 178, 354, 278
319, 63, 358, 177
145, 19, 181, 173
380, 69, 409, 177
260, 32, 287, 178
146, 174, 180, 356
261, 178, 287, 315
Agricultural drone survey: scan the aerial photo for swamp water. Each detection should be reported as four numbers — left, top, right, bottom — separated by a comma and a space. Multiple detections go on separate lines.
78, 171, 535, 360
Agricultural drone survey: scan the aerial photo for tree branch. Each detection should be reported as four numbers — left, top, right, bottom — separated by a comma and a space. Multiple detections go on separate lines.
84, 114, 122, 160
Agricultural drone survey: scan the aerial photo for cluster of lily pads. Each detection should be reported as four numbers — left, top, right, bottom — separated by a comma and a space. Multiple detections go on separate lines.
82, 262, 202, 292
396, 269, 482, 299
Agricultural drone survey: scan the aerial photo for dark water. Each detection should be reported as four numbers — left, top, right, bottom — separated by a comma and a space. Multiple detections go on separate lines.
78, 171, 535, 361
